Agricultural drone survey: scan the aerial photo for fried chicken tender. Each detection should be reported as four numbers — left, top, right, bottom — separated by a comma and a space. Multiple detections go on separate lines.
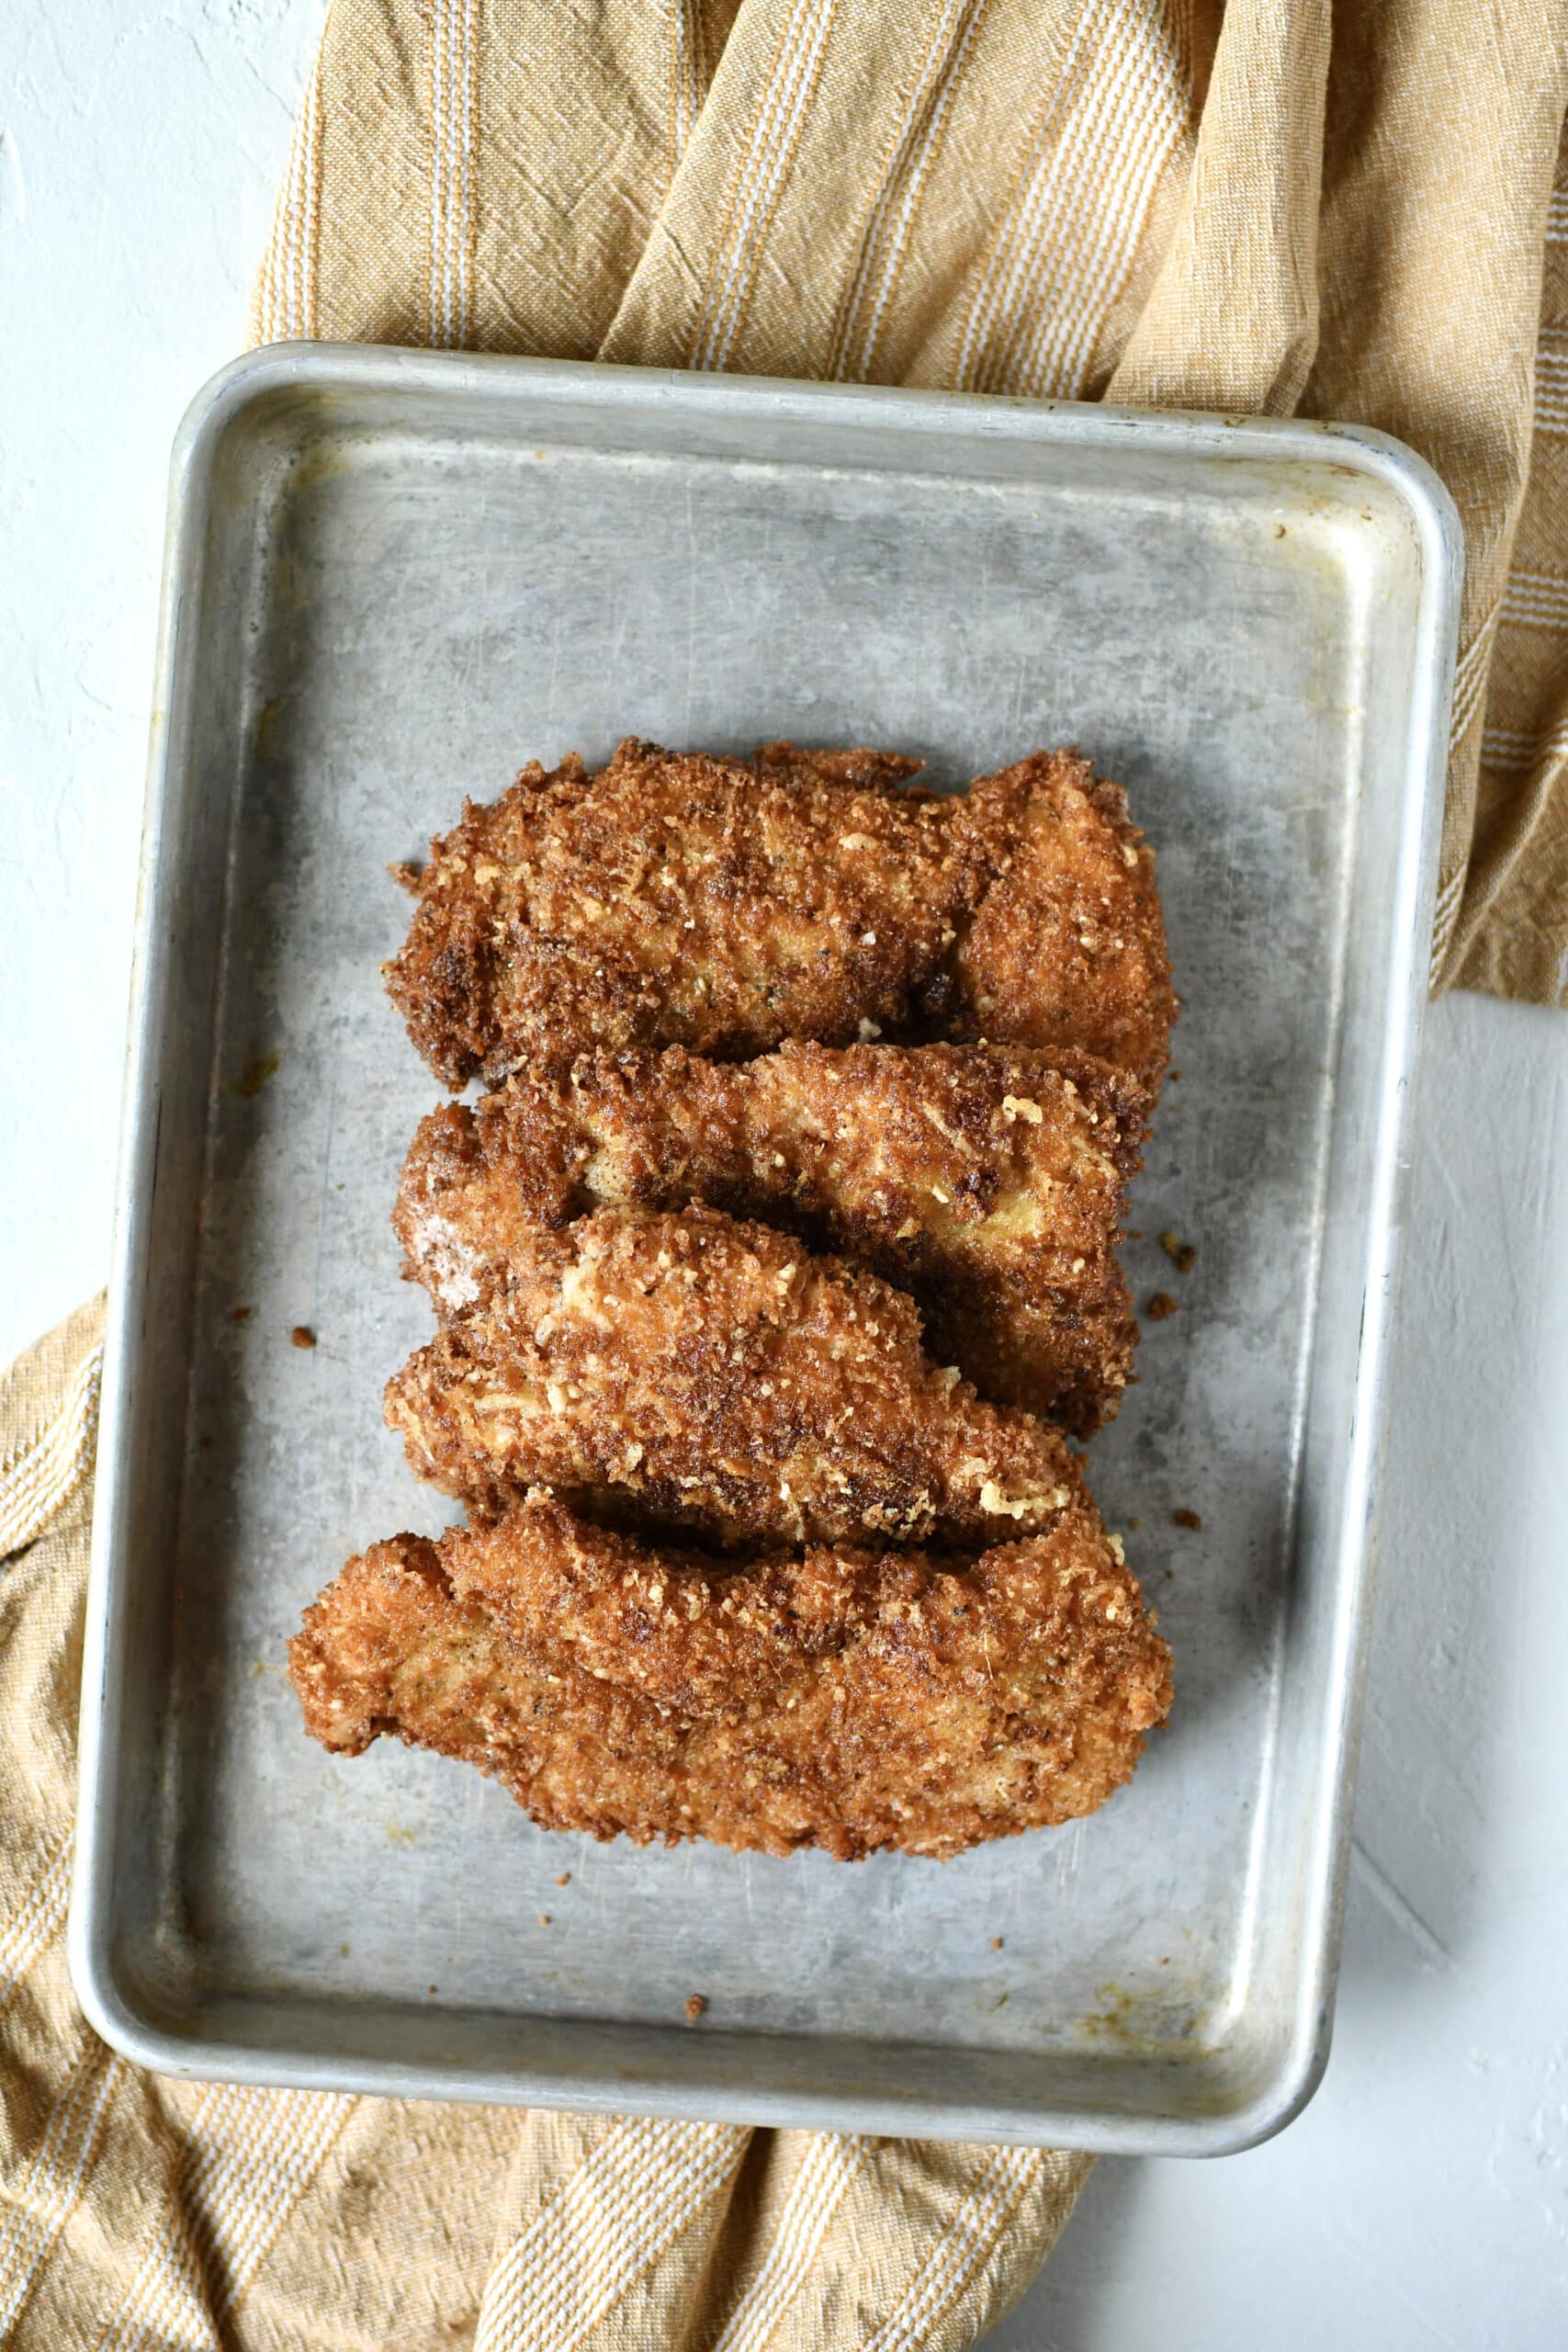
288, 1489, 1173, 1859
396, 1040, 1146, 1432
385, 1204, 1089, 1547
942, 750, 1175, 1093
384, 740, 1173, 1091
384, 739, 980, 1091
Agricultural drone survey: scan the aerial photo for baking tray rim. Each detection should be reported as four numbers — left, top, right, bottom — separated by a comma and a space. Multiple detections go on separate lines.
68, 343, 1462, 2156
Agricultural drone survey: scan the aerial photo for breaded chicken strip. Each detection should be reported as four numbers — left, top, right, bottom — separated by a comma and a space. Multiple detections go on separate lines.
385, 1204, 1088, 1547
288, 1489, 1172, 1859
383, 740, 1174, 1091
395, 1041, 1146, 1433
942, 750, 1174, 1094
384, 740, 981, 1090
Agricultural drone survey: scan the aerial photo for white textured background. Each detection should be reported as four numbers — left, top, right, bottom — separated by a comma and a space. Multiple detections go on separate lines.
4, 3, 1566, 2343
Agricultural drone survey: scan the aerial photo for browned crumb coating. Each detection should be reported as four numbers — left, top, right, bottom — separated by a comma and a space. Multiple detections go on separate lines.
288, 1489, 1172, 1859
942, 752, 1175, 1095
383, 740, 979, 1091
395, 1039, 1146, 1432
384, 741, 1173, 1092
385, 1203, 1089, 1549
750, 741, 928, 796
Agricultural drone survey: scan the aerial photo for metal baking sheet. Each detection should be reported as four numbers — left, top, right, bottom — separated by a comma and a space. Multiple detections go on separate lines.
70, 346, 1459, 2154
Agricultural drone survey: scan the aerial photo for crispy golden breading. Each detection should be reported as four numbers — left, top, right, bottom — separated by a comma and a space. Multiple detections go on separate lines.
750, 741, 928, 795
383, 740, 980, 1090
942, 750, 1175, 1092
288, 1489, 1173, 1859
395, 1040, 1146, 1432
383, 740, 1174, 1091
385, 1204, 1089, 1546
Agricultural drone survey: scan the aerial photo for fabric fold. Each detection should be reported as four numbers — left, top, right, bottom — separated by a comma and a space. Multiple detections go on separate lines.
252, 0, 1568, 1007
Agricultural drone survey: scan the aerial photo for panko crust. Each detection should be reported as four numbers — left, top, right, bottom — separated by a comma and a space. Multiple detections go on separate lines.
383, 739, 981, 1089
750, 741, 930, 796
383, 740, 1174, 1091
384, 1203, 1090, 1547
395, 1039, 1146, 1432
943, 750, 1176, 1092
288, 1490, 1173, 1860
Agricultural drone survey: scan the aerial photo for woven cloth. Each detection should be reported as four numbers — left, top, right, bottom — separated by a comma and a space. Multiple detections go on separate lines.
0, 1302, 1089, 2346
252, 0, 1568, 1002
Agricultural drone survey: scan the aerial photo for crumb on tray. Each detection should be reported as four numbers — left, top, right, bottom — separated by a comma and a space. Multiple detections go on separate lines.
235, 1050, 280, 1099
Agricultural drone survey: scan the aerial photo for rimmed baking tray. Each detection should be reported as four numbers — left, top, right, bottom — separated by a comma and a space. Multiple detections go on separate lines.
70, 345, 1460, 2154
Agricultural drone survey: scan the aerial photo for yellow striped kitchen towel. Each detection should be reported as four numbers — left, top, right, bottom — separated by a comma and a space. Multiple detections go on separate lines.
0, 1304, 1088, 2347
254, 0, 1568, 1006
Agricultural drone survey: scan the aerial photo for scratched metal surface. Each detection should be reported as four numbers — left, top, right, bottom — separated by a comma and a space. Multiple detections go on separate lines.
70, 350, 1459, 2152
